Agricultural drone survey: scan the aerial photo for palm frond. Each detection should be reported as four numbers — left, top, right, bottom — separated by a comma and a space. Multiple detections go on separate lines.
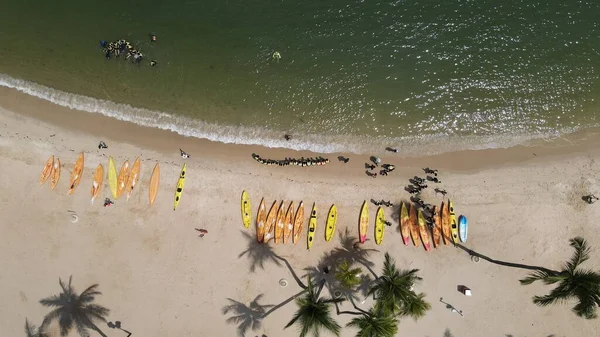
25, 319, 38, 337
570, 269, 600, 319
41, 308, 61, 328
519, 269, 552, 285
79, 284, 101, 303
564, 237, 590, 273
39, 295, 63, 307
58, 314, 74, 337
58, 276, 74, 295
83, 304, 110, 322
346, 310, 398, 337
400, 292, 431, 319
74, 319, 90, 337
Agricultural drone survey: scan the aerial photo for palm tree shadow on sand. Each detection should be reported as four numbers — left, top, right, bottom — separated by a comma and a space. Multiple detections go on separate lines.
222, 294, 275, 337
237, 230, 307, 287
238, 230, 283, 273
302, 228, 378, 304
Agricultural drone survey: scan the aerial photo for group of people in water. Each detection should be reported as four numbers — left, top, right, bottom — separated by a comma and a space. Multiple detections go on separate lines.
251, 153, 330, 167
100, 34, 157, 66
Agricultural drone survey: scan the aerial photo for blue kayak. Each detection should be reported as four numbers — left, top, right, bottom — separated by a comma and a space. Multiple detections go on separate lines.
458, 215, 468, 243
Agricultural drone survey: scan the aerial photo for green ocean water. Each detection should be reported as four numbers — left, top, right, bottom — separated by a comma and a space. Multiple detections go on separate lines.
1, 0, 599, 154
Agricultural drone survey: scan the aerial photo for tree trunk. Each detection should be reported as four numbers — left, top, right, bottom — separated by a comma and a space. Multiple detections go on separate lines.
274, 255, 308, 289
455, 244, 559, 275
334, 300, 363, 316
315, 279, 327, 298
89, 322, 108, 337
262, 288, 309, 318
349, 296, 370, 315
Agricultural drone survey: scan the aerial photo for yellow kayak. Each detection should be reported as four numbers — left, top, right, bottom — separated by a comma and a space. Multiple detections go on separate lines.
241, 190, 252, 228
108, 156, 117, 199
449, 199, 459, 244
375, 207, 385, 245
325, 204, 337, 242
173, 163, 187, 211
307, 203, 317, 250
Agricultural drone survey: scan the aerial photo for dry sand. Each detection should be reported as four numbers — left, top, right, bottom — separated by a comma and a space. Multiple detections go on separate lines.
1, 86, 600, 337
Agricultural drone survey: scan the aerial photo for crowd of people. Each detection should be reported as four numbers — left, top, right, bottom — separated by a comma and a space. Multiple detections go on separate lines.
365, 156, 396, 177
405, 168, 446, 228
100, 34, 157, 66
251, 153, 330, 167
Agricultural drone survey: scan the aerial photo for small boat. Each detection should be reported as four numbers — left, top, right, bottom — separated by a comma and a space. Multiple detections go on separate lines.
359, 201, 369, 243
40, 155, 54, 185
441, 201, 451, 245
374, 207, 385, 245
418, 210, 431, 251
275, 201, 286, 244
292, 201, 304, 244
241, 191, 252, 229
432, 205, 441, 248
263, 200, 278, 243
400, 202, 410, 245
173, 163, 187, 210
67, 152, 84, 195
256, 198, 266, 243
50, 158, 61, 190
307, 203, 317, 250
283, 202, 295, 243
458, 215, 468, 243
325, 204, 337, 242
409, 203, 420, 247
449, 200, 459, 244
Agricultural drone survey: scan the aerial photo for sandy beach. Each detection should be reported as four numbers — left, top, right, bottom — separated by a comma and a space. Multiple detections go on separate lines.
1, 85, 600, 337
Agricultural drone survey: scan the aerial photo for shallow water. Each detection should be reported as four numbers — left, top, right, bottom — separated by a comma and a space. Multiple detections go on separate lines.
1, 0, 599, 154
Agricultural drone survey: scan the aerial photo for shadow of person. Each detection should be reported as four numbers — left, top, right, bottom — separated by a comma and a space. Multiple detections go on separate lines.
222, 294, 274, 336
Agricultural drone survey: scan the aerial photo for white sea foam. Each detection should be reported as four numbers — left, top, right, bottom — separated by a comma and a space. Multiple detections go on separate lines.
0, 73, 574, 156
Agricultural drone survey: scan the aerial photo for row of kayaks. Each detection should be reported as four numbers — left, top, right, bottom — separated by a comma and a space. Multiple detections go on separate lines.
39, 153, 189, 209
241, 191, 468, 250
397, 200, 468, 251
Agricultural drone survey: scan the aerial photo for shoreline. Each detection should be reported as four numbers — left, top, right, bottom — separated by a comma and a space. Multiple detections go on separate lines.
1, 84, 600, 337
2, 74, 599, 158
2, 84, 600, 175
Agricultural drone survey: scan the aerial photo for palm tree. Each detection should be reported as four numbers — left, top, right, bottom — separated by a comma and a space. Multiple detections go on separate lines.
368, 253, 431, 318
520, 237, 600, 319
346, 308, 398, 337
39, 276, 110, 337
285, 277, 343, 337
335, 260, 363, 290
24, 319, 47, 337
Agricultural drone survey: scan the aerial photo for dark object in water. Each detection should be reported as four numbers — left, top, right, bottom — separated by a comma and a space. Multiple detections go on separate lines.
100, 40, 107, 48
284, 134, 292, 141
150, 33, 157, 42
150, 60, 157, 67
385, 147, 398, 153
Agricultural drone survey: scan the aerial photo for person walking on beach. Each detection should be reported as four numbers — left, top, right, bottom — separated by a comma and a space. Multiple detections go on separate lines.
583, 194, 598, 204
